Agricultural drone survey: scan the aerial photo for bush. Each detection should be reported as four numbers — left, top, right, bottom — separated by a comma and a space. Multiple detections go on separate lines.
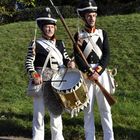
13, 7, 38, 22
0, 3, 140, 25
0, 6, 77, 25
58, 5, 77, 18
98, 1, 140, 15
0, 13, 13, 25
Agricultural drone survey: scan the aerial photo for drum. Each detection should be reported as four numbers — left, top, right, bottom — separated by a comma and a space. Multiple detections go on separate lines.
51, 68, 89, 117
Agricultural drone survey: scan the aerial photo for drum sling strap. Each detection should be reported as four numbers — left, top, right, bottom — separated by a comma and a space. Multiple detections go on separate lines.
41, 50, 52, 75
37, 39, 63, 68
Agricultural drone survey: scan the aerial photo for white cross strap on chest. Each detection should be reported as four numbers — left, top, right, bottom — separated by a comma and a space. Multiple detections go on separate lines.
79, 29, 103, 59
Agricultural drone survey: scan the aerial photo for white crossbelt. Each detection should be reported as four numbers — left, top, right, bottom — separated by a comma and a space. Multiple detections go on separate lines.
37, 38, 63, 70
79, 29, 103, 59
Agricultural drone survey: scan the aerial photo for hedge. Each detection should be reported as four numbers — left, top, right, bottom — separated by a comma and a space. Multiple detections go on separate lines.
0, 4, 140, 25
0, 6, 77, 25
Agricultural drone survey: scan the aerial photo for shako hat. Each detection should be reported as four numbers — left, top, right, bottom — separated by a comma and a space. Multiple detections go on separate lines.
77, 0, 97, 17
36, 7, 57, 30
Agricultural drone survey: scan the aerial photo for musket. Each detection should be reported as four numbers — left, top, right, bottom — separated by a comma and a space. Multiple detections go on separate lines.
49, 0, 116, 106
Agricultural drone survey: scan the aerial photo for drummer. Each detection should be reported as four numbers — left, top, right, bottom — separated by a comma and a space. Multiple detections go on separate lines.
25, 7, 75, 140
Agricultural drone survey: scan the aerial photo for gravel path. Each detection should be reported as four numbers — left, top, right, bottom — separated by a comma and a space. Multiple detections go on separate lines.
0, 137, 31, 140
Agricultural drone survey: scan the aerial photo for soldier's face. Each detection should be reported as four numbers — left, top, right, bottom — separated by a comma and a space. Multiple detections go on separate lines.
43, 24, 55, 38
85, 12, 97, 27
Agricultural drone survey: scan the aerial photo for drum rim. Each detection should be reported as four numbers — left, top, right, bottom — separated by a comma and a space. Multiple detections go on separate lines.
53, 77, 83, 94
51, 68, 83, 94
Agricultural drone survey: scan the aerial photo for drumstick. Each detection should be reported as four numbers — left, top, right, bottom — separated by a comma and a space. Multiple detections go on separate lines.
58, 68, 68, 87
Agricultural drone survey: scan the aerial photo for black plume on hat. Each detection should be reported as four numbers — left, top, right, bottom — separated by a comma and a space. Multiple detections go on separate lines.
77, 0, 97, 17
36, 7, 57, 30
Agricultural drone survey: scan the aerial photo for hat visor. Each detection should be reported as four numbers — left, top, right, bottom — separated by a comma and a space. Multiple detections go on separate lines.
77, 6, 97, 12
36, 17, 57, 23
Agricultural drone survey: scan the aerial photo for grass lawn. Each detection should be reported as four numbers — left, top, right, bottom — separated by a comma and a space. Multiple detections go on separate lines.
0, 13, 140, 140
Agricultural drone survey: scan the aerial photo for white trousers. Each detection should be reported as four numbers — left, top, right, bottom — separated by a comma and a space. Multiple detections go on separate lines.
84, 67, 114, 140
32, 95, 64, 140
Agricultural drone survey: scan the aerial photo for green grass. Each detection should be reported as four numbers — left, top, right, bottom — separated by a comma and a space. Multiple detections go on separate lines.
0, 13, 140, 140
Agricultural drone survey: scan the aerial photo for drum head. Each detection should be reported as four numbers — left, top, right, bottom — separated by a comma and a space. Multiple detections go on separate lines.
51, 69, 82, 94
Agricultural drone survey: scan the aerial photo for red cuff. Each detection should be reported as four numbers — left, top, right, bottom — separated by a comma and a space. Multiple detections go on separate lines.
32, 72, 40, 79
95, 66, 102, 73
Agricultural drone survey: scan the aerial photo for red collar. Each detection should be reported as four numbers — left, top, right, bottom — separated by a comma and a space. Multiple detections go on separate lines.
84, 26, 96, 33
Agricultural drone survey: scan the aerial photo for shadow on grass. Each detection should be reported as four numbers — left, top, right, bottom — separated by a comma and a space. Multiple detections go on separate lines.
0, 112, 32, 138
0, 112, 140, 140
0, 120, 31, 138
62, 116, 140, 140
0, 112, 50, 139
114, 126, 140, 140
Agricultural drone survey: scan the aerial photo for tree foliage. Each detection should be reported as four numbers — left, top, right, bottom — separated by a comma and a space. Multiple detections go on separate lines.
0, 0, 16, 12
17, 0, 35, 7
0, 0, 139, 13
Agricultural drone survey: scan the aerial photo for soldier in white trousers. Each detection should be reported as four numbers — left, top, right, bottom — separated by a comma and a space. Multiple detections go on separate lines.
84, 65, 114, 140
74, 0, 114, 140
25, 7, 75, 140
33, 95, 64, 140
